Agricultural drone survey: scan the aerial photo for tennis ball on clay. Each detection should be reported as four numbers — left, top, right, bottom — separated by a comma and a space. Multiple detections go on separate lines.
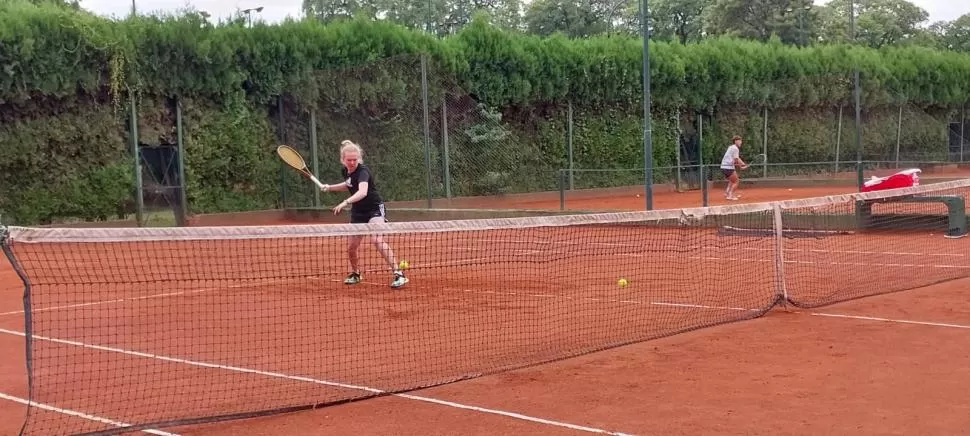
399, 260, 409, 269
617, 278, 628, 287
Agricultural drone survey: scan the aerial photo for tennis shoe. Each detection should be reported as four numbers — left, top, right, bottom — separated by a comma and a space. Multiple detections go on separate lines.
344, 272, 361, 285
390, 272, 409, 289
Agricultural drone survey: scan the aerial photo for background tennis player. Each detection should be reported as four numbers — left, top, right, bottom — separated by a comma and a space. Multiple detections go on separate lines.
719, 135, 749, 201
320, 140, 409, 289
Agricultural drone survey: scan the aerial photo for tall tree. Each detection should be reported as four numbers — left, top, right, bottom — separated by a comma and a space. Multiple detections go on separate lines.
27, 0, 80, 8
302, 0, 381, 23
649, 0, 713, 43
436, 0, 523, 34
939, 14, 970, 53
303, 0, 521, 34
523, 0, 611, 37
815, 0, 929, 47
702, 0, 815, 44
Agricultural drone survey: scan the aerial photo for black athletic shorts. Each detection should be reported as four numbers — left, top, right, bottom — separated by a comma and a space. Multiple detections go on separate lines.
722, 168, 735, 179
350, 204, 387, 224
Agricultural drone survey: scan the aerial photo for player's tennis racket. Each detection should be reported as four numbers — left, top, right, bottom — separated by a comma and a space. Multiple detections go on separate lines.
745, 153, 766, 169
276, 145, 325, 190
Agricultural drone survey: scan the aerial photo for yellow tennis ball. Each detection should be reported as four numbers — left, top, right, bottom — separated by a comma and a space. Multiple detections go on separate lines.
399, 260, 409, 269
617, 278, 628, 287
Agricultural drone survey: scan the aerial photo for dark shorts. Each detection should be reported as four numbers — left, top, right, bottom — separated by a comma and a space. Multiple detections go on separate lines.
350, 204, 387, 224
722, 168, 736, 179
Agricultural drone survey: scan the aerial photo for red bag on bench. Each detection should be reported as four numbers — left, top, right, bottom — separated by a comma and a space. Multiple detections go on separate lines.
860, 168, 921, 193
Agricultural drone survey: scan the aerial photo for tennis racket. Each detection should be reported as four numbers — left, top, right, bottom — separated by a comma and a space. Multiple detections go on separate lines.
745, 153, 766, 168
276, 145, 325, 190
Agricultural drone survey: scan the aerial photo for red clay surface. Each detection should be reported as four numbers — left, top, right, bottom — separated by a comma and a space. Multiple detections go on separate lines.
1, 179, 969, 435
173, 279, 970, 436
4, 269, 966, 436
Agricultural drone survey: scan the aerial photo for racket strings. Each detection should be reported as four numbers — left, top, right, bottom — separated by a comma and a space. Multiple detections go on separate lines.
277, 145, 308, 170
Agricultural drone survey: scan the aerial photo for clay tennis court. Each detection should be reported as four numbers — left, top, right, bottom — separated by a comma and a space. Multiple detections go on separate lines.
1, 180, 969, 435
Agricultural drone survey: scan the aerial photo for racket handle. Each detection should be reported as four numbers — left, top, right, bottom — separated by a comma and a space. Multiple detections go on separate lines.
309, 175, 325, 190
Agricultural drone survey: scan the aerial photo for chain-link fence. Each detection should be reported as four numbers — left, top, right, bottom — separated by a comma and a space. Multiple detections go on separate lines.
44, 55, 968, 225
274, 53, 568, 210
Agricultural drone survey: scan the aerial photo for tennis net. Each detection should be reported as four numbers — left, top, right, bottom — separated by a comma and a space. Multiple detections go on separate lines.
2, 179, 969, 435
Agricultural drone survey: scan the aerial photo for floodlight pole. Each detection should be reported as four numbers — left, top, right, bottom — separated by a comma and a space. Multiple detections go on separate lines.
640, 0, 653, 210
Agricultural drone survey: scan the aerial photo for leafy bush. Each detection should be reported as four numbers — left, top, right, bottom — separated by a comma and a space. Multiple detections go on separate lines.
2, 4, 969, 223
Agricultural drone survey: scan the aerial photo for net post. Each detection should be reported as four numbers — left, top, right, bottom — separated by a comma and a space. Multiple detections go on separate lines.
772, 203, 789, 310
1, 227, 35, 435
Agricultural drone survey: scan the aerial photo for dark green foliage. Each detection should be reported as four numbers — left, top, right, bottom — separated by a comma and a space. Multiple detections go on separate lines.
179, 95, 280, 213
0, 93, 132, 224
1, 4, 970, 224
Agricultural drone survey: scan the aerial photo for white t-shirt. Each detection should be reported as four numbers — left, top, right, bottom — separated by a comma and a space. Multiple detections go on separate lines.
720, 145, 739, 169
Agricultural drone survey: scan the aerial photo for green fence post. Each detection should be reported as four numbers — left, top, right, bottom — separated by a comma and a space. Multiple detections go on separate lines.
175, 97, 188, 226
129, 92, 144, 227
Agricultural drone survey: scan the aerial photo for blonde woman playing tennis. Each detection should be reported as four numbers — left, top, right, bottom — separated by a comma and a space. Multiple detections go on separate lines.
320, 140, 408, 289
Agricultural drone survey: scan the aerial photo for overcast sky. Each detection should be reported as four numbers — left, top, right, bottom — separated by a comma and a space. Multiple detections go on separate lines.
81, 0, 967, 26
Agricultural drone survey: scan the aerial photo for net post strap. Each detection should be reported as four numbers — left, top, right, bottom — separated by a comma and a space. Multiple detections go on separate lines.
771, 203, 789, 310
6, 178, 970, 244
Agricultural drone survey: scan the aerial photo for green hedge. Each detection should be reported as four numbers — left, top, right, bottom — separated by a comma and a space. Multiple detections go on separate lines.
1, 2, 969, 224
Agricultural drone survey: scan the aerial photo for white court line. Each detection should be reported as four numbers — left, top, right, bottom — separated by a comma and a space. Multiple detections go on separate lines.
705, 245, 966, 258
808, 312, 970, 329
688, 255, 970, 270
5, 249, 964, 319
348, 277, 969, 327
0, 329, 634, 436
4, 234, 959, 318
0, 255, 504, 317
393, 393, 630, 435
650, 301, 758, 312
0, 253, 551, 318
407, 236, 965, 258
0, 278, 287, 317
450, 288, 759, 313
0, 391, 178, 436
337, 278, 762, 313
408, 245, 544, 255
